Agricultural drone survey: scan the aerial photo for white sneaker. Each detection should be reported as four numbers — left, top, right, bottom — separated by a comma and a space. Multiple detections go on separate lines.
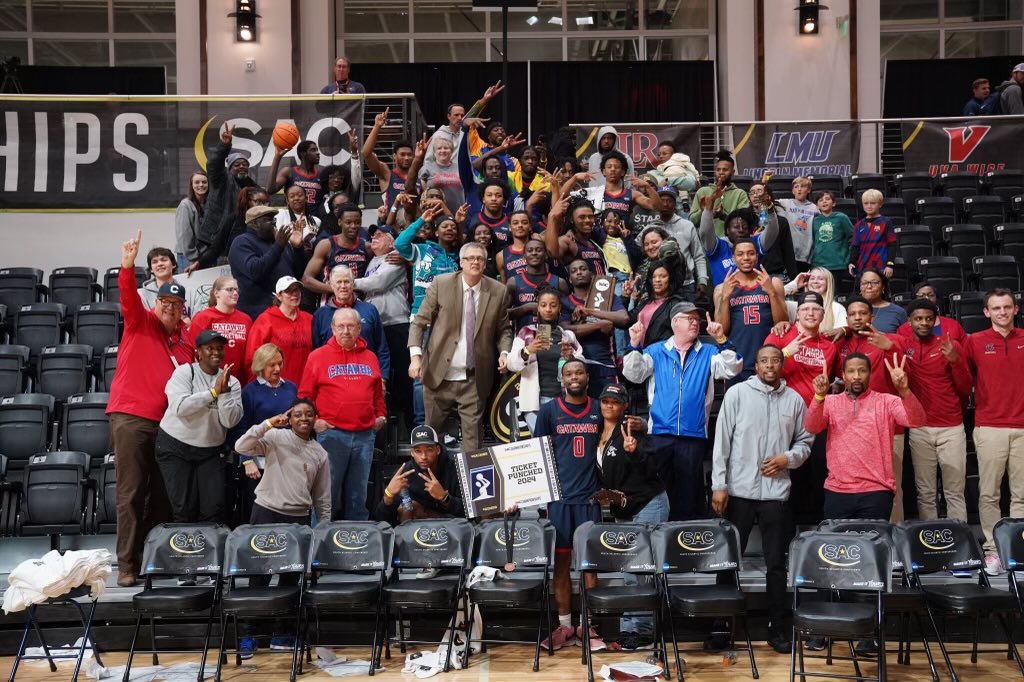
984, 553, 1004, 576
415, 568, 441, 579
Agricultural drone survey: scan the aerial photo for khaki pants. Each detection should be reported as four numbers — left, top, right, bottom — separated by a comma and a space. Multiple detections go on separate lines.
890, 434, 906, 523
973, 426, 1024, 551
110, 413, 170, 576
424, 377, 484, 452
908, 425, 968, 521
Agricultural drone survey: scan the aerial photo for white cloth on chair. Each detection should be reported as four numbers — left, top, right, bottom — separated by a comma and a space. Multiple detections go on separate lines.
2, 548, 113, 614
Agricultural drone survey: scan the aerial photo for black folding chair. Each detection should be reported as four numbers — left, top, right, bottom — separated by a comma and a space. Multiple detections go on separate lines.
302, 520, 394, 676
465, 516, 555, 671
13, 302, 66, 367
72, 302, 121, 360
0, 343, 31, 394
789, 530, 891, 682
61, 393, 112, 461
817, 519, 938, 681
215, 523, 313, 682
985, 169, 1024, 205
124, 524, 230, 682
993, 518, 1024, 619
949, 292, 989, 335
894, 519, 1024, 682
895, 172, 934, 211
102, 266, 146, 304
653, 519, 756, 681
48, 267, 102, 308
93, 453, 117, 534
573, 521, 668, 682
383, 518, 474, 673
37, 344, 93, 403
15, 451, 95, 540
97, 344, 118, 392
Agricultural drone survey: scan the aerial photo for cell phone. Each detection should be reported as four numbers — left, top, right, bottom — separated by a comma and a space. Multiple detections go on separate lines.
537, 323, 552, 342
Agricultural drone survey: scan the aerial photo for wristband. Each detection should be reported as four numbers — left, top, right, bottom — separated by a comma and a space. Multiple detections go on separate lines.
210, 388, 218, 399
715, 336, 727, 345
814, 394, 826, 402
384, 488, 395, 500
783, 349, 792, 359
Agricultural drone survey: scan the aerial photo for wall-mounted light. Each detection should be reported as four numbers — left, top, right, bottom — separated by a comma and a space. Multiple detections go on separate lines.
547, 16, 562, 25
229, 0, 261, 42
525, 15, 539, 26
575, 15, 594, 26
795, 0, 828, 35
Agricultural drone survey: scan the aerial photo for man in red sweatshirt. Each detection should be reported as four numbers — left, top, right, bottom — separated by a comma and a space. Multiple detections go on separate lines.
963, 288, 1024, 575
107, 230, 194, 587
833, 295, 909, 522
903, 299, 973, 522
806, 352, 926, 521
299, 306, 386, 521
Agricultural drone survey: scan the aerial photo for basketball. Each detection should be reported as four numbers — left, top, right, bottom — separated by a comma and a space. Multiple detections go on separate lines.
272, 122, 300, 151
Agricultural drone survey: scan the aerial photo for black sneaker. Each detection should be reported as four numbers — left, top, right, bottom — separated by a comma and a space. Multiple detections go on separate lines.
854, 639, 878, 658
804, 637, 827, 651
767, 631, 792, 654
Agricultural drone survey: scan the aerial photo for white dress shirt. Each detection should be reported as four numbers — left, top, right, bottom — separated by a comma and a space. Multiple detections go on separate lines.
445, 277, 481, 381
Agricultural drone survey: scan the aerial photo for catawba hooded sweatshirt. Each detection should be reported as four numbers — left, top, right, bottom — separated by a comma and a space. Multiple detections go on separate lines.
298, 336, 386, 432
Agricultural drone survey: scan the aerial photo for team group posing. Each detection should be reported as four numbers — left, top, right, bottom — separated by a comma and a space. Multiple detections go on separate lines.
107, 81, 1024, 656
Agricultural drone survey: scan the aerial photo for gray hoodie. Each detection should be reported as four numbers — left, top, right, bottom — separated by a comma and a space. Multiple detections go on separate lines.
587, 125, 636, 187
711, 375, 813, 501
997, 79, 1024, 115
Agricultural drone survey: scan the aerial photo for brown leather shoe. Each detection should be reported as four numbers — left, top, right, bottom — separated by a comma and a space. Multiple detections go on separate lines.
116, 572, 137, 587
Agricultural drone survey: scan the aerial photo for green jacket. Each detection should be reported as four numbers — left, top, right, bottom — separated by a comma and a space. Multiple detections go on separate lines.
689, 184, 751, 237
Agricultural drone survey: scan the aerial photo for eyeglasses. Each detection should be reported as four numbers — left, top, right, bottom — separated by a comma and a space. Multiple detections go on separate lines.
156, 298, 184, 308
220, 287, 239, 293
860, 280, 882, 288
462, 256, 486, 263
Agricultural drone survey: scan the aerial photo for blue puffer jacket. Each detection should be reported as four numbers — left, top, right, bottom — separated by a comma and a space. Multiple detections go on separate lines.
623, 338, 742, 438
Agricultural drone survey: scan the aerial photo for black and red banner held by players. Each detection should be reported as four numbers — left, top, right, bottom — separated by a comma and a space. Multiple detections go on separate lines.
0, 96, 364, 210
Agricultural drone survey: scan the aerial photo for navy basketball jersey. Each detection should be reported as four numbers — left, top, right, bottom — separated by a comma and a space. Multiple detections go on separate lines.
320, 237, 369, 306
500, 245, 528, 282
384, 169, 411, 210
574, 235, 607, 277
285, 167, 324, 215
534, 397, 601, 502
512, 271, 561, 330
728, 281, 774, 379
602, 188, 633, 223
468, 212, 511, 248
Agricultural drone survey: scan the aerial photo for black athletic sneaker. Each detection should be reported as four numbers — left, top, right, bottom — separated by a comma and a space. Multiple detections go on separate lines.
768, 631, 792, 654
855, 639, 878, 658
804, 637, 827, 651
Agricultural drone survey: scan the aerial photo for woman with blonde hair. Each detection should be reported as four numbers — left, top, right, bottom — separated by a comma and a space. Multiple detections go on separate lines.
188, 276, 253, 386
228, 342, 298, 524
783, 266, 847, 332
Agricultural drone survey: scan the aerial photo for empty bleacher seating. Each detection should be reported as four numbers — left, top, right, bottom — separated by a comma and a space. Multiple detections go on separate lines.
950, 291, 989, 334
850, 173, 887, 203
37, 344, 93, 403
72, 302, 121, 359
973, 255, 1021, 292
13, 303, 66, 366
918, 256, 964, 297
994, 223, 1024, 262
102, 266, 147, 304
48, 267, 102, 308
0, 344, 31, 395
985, 169, 1024, 205
941, 223, 987, 266
0, 268, 47, 314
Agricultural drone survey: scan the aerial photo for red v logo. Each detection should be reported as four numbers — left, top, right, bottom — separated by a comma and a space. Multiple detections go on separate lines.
943, 125, 990, 163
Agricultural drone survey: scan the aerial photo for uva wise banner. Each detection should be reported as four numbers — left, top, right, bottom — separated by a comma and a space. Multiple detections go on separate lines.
0, 96, 365, 210
732, 122, 861, 179
572, 124, 701, 174
900, 119, 1024, 177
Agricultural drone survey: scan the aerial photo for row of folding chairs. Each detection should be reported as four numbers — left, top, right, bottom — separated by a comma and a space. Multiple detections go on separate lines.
0, 343, 119, 402
883, 256, 1021, 297
0, 266, 145, 314
896, 222, 1024, 261
0, 302, 122, 367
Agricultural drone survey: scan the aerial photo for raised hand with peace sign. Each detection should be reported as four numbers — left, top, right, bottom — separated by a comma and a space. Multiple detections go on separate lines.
419, 467, 449, 502
620, 420, 637, 453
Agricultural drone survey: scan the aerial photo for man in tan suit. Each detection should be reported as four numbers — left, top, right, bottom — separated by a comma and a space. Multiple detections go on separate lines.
409, 241, 513, 451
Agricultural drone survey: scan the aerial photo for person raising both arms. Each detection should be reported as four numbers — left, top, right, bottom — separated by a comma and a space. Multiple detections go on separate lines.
267, 140, 325, 216
302, 202, 371, 306
700, 204, 779, 287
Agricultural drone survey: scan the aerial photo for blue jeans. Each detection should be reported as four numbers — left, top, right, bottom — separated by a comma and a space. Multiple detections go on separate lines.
412, 327, 431, 426
318, 428, 375, 521
611, 272, 630, 359
176, 252, 188, 273
524, 395, 555, 435
621, 491, 670, 635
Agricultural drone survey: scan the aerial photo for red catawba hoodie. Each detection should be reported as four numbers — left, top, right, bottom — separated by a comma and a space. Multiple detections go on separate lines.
298, 336, 386, 431
107, 267, 194, 422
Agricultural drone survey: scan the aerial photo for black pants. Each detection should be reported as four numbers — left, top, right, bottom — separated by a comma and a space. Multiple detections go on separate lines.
385, 323, 412, 432
154, 429, 225, 524
718, 497, 794, 632
823, 490, 894, 521
238, 504, 309, 638
791, 432, 827, 526
649, 435, 707, 521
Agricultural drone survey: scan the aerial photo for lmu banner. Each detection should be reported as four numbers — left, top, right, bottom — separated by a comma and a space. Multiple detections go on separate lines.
732, 123, 860, 179
572, 124, 701, 174
900, 119, 1024, 177
0, 95, 364, 209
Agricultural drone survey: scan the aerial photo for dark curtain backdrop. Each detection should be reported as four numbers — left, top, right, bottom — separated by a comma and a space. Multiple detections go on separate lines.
363, 60, 715, 143
884, 56, 1024, 118
6, 65, 167, 95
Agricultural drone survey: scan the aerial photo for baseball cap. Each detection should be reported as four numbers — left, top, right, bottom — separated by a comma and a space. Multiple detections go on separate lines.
599, 383, 629, 403
656, 185, 679, 197
194, 329, 228, 347
669, 301, 700, 319
275, 276, 301, 294
1013, 62, 1024, 73
796, 291, 825, 308
157, 282, 186, 302
245, 205, 277, 225
410, 425, 441, 447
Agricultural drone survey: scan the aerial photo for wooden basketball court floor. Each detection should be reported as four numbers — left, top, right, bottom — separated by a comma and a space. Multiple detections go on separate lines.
4, 642, 1024, 681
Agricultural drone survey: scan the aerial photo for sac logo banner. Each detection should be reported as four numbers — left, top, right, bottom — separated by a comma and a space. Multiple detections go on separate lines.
170, 532, 207, 555
414, 526, 450, 549
817, 542, 862, 567
332, 528, 370, 551
494, 526, 530, 548
918, 528, 955, 551
600, 530, 640, 553
250, 531, 289, 555
677, 529, 717, 552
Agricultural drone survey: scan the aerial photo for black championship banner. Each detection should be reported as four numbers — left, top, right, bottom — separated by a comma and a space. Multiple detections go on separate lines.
0, 95, 365, 209
489, 371, 532, 443
900, 119, 1024, 177
454, 436, 562, 518
732, 122, 860, 179
572, 124, 702, 174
